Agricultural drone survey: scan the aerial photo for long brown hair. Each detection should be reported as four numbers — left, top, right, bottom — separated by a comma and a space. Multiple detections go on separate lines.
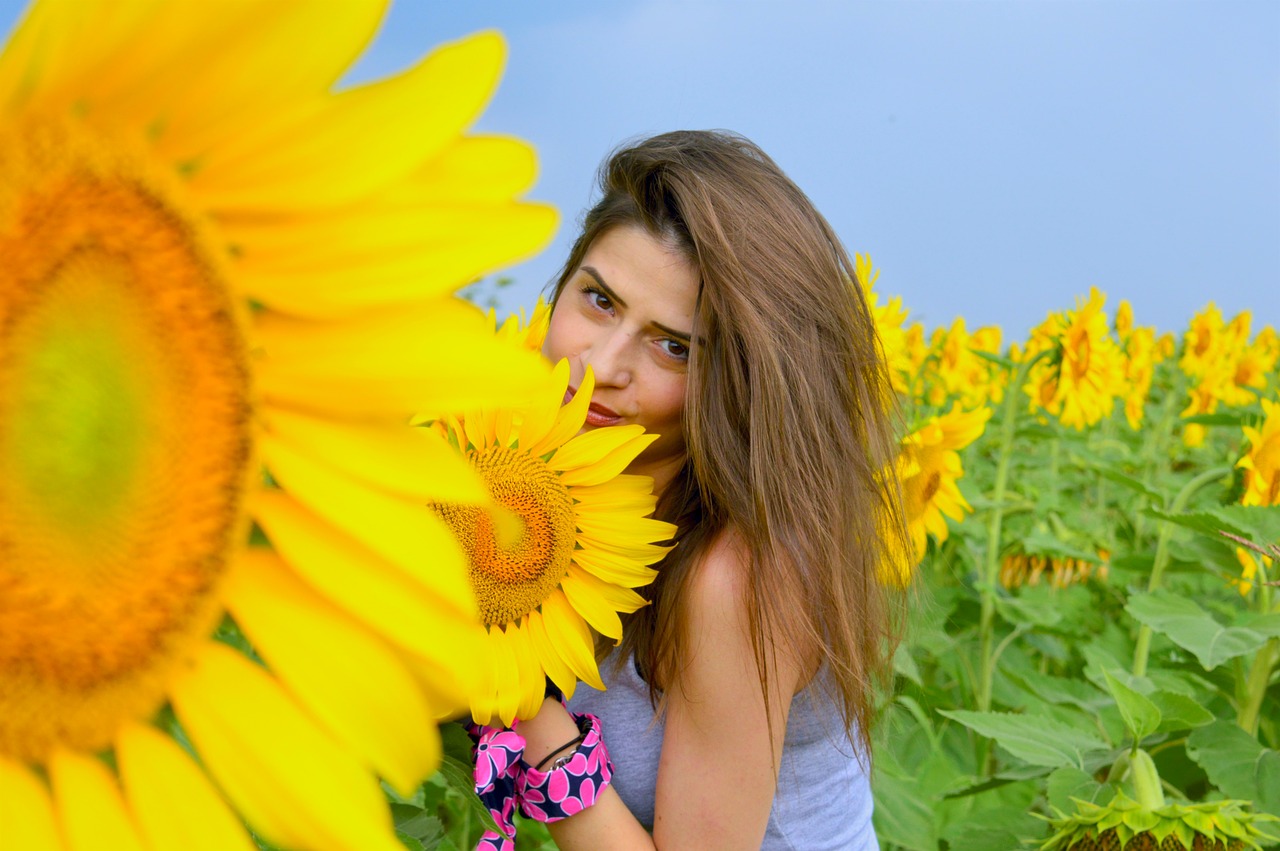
551, 130, 909, 756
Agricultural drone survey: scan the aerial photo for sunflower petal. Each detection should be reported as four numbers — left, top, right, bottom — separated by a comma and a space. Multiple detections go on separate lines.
488, 626, 522, 728
527, 609, 579, 701
49, 748, 145, 851
192, 31, 506, 211
261, 435, 475, 618
557, 433, 658, 487
572, 545, 660, 588
264, 408, 486, 504
574, 526, 675, 564
171, 642, 403, 851
562, 565, 648, 642
115, 723, 256, 851
400, 135, 539, 202
224, 550, 440, 796
514, 358, 571, 451
0, 756, 65, 851
526, 366, 594, 457
234, 202, 557, 318
549, 423, 649, 472
540, 590, 605, 691
255, 301, 551, 414
508, 618, 549, 721
251, 490, 480, 664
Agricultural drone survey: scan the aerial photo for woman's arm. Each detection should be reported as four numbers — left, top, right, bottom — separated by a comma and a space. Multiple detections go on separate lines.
523, 534, 803, 850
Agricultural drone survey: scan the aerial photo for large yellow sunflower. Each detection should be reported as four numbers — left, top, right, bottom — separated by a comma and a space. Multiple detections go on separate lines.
0, 2, 555, 849
896, 404, 992, 566
428, 360, 677, 727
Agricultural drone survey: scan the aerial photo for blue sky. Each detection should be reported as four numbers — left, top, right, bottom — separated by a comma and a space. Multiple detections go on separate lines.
4, 0, 1276, 338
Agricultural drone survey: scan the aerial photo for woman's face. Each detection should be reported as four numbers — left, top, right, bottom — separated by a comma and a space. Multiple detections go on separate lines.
543, 224, 699, 489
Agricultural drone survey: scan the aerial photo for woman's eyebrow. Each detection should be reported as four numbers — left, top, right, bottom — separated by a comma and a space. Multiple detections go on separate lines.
580, 265, 693, 343
580, 266, 628, 309
652, 322, 692, 343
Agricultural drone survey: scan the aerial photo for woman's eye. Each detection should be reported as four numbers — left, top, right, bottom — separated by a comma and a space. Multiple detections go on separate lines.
660, 339, 689, 360
583, 286, 612, 312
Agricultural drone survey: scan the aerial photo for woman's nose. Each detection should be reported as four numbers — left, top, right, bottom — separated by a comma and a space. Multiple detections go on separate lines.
582, 331, 633, 389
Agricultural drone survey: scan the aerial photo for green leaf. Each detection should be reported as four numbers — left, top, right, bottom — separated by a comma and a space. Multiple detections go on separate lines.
1125, 590, 1268, 670
1186, 720, 1280, 818
1237, 612, 1280, 639
396, 831, 426, 851
937, 710, 1110, 769
1182, 412, 1246, 426
440, 721, 475, 765
1092, 465, 1164, 502
1103, 670, 1161, 743
1144, 505, 1280, 552
1004, 669, 1109, 714
872, 768, 936, 850
390, 805, 443, 846
994, 593, 1064, 629
1148, 690, 1215, 733
1046, 766, 1113, 812
893, 642, 922, 685
1209, 505, 1280, 550
436, 754, 503, 837
971, 348, 1016, 369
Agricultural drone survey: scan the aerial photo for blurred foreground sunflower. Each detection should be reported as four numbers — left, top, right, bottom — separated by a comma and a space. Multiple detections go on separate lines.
427, 360, 676, 726
0, 1, 555, 849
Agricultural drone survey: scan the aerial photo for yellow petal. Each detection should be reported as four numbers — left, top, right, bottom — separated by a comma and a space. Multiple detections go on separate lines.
400, 134, 539, 202
557, 433, 659, 487
549, 423, 649, 472
152, 0, 386, 161
561, 565, 647, 642
115, 723, 255, 851
508, 619, 548, 722
572, 546, 660, 588
170, 642, 403, 851
488, 626, 522, 728
402, 647, 484, 720
251, 490, 479, 661
527, 609, 579, 701
466, 628, 502, 727
255, 301, 551, 414
235, 202, 557, 318
0, 756, 65, 851
526, 366, 594, 457
192, 31, 506, 211
514, 358, 571, 451
265, 408, 486, 504
574, 510, 675, 545
261, 435, 475, 618
574, 526, 675, 564
48, 748, 145, 851
224, 550, 440, 796
540, 590, 605, 691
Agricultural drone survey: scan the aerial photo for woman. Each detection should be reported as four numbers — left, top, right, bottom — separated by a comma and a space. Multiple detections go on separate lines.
475, 130, 908, 850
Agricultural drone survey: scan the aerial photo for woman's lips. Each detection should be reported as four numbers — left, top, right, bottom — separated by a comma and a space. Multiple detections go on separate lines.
564, 386, 623, 427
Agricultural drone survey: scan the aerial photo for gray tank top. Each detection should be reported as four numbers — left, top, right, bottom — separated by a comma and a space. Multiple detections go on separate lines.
568, 656, 877, 850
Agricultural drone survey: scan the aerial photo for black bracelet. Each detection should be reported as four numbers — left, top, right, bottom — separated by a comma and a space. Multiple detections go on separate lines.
533, 732, 586, 771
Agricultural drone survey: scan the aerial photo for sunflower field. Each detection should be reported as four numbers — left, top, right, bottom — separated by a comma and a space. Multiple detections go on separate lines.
860, 257, 1280, 850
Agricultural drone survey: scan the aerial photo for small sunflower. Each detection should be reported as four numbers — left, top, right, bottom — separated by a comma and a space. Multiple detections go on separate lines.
0, 2, 555, 849
1023, 287, 1124, 430
855, 253, 912, 395
925, 318, 1005, 408
1238, 398, 1280, 507
896, 403, 992, 566
428, 361, 677, 726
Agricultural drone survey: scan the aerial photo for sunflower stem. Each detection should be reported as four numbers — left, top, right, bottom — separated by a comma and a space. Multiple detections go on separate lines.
1131, 465, 1233, 677
976, 353, 1046, 750
1238, 637, 1280, 736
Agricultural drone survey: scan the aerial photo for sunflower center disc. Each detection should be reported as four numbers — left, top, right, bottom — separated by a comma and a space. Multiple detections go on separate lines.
432, 447, 576, 626
0, 122, 254, 761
